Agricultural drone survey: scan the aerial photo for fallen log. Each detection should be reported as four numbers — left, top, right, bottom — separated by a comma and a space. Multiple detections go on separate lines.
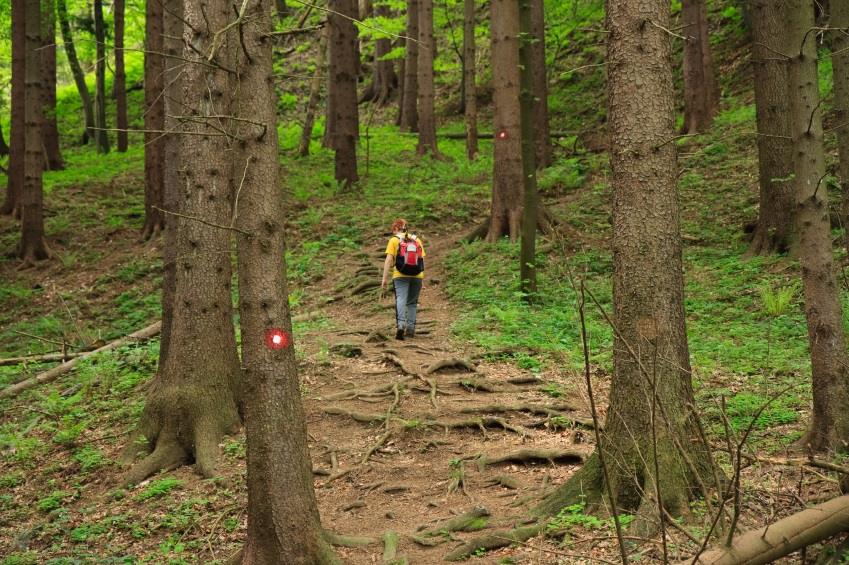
681, 494, 849, 565
1, 322, 162, 399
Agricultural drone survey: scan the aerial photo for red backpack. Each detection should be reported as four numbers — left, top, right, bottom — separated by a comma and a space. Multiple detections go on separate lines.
395, 235, 424, 276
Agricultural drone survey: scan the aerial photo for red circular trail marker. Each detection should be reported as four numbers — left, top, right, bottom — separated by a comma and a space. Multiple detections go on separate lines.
497, 130, 508, 140
264, 328, 291, 350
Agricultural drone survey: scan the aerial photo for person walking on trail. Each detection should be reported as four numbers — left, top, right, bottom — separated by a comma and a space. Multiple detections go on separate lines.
381, 219, 426, 340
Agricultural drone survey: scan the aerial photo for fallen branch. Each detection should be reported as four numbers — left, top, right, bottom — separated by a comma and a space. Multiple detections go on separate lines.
681, 494, 849, 565
0, 350, 90, 367
1, 322, 162, 399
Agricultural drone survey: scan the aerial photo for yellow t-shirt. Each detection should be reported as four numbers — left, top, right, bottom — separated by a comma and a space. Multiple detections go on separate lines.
386, 235, 426, 279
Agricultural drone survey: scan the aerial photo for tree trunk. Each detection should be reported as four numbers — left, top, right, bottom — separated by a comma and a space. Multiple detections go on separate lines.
745, 0, 794, 256
20, 0, 51, 265
2, 0, 25, 217
416, 0, 439, 157
463, 0, 478, 160
486, 0, 523, 242
120, 0, 242, 486
57, 0, 94, 145
299, 25, 328, 157
141, 0, 166, 240
232, 2, 338, 561
833, 1, 849, 255
530, 0, 551, 169
328, 0, 359, 186
787, 0, 849, 453
536, 0, 713, 524
681, 0, 719, 134
362, 3, 398, 106
519, 0, 537, 296
0, 122, 8, 157
41, 0, 64, 170
395, 54, 406, 126
399, 0, 419, 132
93, 0, 110, 153
114, 0, 128, 152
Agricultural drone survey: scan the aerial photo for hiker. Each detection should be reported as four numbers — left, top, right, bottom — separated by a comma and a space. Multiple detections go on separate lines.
381, 219, 426, 340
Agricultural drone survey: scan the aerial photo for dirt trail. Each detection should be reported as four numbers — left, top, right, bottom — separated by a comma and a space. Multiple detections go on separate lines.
302, 231, 593, 563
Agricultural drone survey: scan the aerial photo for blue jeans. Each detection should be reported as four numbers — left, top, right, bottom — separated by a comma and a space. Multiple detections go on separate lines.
393, 277, 422, 331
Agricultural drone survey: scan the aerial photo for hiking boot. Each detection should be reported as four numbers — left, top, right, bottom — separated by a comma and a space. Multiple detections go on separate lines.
405, 328, 415, 338
395, 328, 405, 340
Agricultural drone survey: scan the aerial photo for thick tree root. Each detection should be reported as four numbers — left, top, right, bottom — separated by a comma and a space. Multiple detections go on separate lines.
382, 352, 420, 376
424, 417, 530, 437
413, 506, 491, 546
477, 448, 586, 469
443, 523, 543, 561
323, 407, 387, 423
425, 357, 477, 374
321, 376, 415, 401
459, 402, 579, 417
680, 494, 849, 565
484, 474, 521, 489
325, 531, 378, 548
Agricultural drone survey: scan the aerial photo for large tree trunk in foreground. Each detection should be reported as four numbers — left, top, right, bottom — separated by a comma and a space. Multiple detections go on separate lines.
681, 0, 719, 133
21, 0, 51, 266
141, 0, 165, 240
536, 0, 712, 525
519, 0, 538, 296
3, 0, 25, 216
299, 25, 328, 157
682, 495, 849, 565
41, 0, 64, 170
416, 0, 440, 157
463, 0, 478, 160
833, 1, 849, 254
93, 0, 110, 153
530, 0, 551, 169
114, 0, 128, 152
787, 0, 849, 453
121, 0, 242, 486
746, 0, 794, 256
486, 0, 523, 242
57, 0, 95, 145
328, 0, 359, 186
232, 2, 337, 561
399, 0, 419, 132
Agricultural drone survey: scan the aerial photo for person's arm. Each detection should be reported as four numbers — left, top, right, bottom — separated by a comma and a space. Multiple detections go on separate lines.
381, 253, 394, 294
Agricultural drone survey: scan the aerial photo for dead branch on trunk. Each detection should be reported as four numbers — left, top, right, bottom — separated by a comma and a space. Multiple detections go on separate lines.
680, 494, 849, 565
1, 322, 162, 399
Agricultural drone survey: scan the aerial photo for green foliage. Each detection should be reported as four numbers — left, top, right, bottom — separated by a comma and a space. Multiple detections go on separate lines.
37, 490, 72, 512
73, 445, 109, 472
716, 392, 799, 432
136, 478, 183, 501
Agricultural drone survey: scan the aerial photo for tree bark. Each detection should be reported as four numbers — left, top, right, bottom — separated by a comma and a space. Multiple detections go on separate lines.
57, 0, 94, 145
114, 0, 128, 152
93, 0, 110, 153
833, 1, 849, 254
463, 0, 478, 160
141, 0, 166, 240
530, 0, 551, 169
399, 0, 419, 132
361, 3, 398, 106
328, 0, 359, 186
519, 0, 537, 295
299, 25, 328, 157
787, 0, 849, 453
486, 0, 523, 242
745, 0, 794, 256
416, 0, 440, 156
41, 0, 64, 170
20, 0, 51, 265
232, 2, 338, 561
536, 0, 713, 524
2, 0, 25, 217
681, 0, 719, 134
121, 0, 242, 486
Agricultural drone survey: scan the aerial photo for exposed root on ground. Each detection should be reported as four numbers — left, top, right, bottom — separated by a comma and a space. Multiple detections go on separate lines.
412, 506, 491, 546
425, 357, 477, 374
443, 523, 543, 561
477, 448, 586, 469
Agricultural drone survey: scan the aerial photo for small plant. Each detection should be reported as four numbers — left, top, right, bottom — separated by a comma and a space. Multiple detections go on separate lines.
136, 477, 182, 501
546, 501, 605, 534
37, 490, 70, 513
73, 446, 109, 472
541, 383, 566, 398
0, 472, 24, 488
223, 438, 246, 459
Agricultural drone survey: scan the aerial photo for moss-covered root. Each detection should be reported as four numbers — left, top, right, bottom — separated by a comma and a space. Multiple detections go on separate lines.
442, 523, 543, 561
532, 454, 603, 518
226, 541, 341, 565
